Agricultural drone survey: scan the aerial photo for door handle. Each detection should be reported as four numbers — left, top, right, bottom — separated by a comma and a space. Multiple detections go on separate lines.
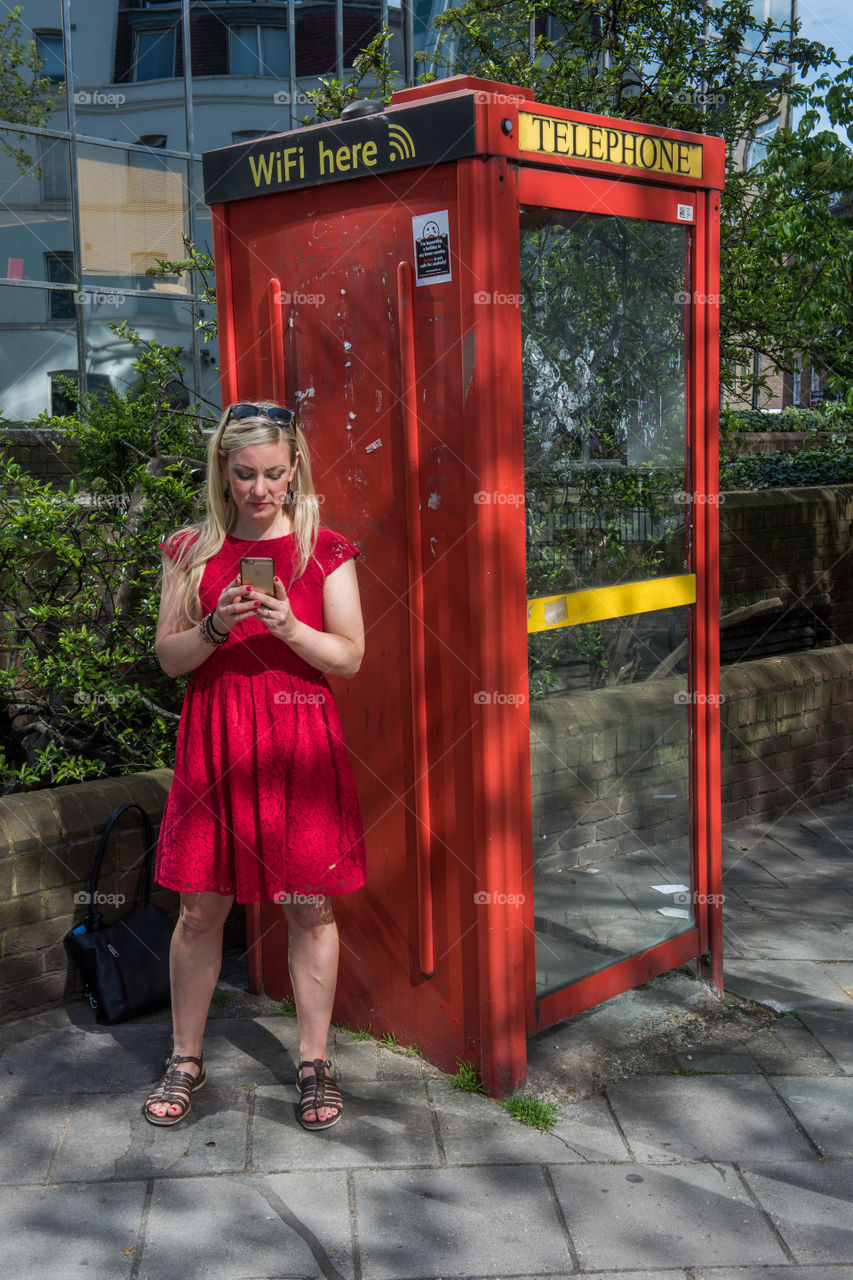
396, 260, 434, 978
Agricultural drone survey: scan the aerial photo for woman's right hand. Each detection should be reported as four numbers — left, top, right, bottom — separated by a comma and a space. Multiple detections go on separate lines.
213, 576, 258, 633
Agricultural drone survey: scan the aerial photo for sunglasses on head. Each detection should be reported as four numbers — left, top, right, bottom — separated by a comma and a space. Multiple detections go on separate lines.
226, 403, 295, 427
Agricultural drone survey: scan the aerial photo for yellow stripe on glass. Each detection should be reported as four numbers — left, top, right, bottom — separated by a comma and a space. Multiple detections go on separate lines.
527, 573, 696, 633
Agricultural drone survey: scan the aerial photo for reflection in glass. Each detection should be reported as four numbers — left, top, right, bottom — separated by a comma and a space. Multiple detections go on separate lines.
0, 131, 73, 283
531, 608, 692, 994
76, 143, 190, 293
83, 293, 194, 400
0, 285, 77, 420
521, 208, 690, 610
230, 23, 288, 77
521, 207, 694, 992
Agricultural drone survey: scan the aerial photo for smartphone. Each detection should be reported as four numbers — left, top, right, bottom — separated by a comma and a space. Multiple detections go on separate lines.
240, 556, 275, 596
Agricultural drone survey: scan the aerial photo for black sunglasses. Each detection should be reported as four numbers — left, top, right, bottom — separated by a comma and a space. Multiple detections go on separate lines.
226, 403, 295, 427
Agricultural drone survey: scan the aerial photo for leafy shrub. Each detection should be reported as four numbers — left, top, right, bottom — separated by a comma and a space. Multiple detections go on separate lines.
0, 327, 214, 794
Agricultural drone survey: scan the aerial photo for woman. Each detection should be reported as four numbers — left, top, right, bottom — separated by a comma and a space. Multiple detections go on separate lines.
142, 401, 366, 1131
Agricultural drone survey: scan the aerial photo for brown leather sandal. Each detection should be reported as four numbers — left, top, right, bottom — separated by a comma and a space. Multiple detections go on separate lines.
296, 1058, 343, 1130
142, 1053, 205, 1127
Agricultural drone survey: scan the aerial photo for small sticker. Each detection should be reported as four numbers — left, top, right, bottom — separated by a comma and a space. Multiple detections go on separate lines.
365, 438, 382, 453
413, 210, 452, 286
677, 204, 694, 222
543, 598, 569, 626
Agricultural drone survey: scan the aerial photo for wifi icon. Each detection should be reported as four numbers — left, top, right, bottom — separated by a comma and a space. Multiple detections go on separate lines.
388, 124, 416, 162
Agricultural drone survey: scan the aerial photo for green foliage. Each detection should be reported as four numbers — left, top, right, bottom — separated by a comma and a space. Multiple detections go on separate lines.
499, 1095, 560, 1130
720, 447, 853, 489
338, 1023, 372, 1039
449, 1059, 484, 1092
426, 0, 853, 404
302, 26, 404, 122
0, 4, 64, 172
277, 996, 298, 1017
378, 1031, 399, 1047
147, 235, 218, 346
210, 989, 235, 1008
0, 326, 216, 795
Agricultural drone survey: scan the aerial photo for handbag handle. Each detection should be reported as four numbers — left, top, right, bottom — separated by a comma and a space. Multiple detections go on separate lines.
85, 801, 156, 931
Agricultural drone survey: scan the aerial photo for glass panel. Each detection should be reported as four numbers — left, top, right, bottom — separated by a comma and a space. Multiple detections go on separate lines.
521, 208, 690, 597
531, 608, 692, 994
69, 0, 187, 150
296, 1, 337, 78
191, 4, 292, 150
0, 132, 73, 283
76, 143, 190, 293
521, 205, 693, 992
83, 293, 194, 399
0, 284, 77, 422
13, 1, 67, 127
343, 2, 382, 71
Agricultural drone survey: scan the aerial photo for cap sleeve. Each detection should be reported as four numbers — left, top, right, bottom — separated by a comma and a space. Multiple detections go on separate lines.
160, 528, 198, 564
315, 528, 360, 579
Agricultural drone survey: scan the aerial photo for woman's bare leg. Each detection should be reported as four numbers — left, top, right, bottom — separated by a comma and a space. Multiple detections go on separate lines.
283, 896, 340, 1123
145, 890, 234, 1120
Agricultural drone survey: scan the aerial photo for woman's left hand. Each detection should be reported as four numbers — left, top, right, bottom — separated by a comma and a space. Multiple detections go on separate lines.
244, 576, 298, 643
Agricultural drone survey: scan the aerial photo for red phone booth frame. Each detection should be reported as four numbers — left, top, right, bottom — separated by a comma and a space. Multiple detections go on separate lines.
203, 75, 724, 1096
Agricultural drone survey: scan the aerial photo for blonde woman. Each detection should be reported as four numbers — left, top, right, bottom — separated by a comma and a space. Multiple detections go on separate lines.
142, 402, 366, 1131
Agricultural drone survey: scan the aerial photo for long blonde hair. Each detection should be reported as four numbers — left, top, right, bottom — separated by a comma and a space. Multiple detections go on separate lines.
161, 401, 321, 629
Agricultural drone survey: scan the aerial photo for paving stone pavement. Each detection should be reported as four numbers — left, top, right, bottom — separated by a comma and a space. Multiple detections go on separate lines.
1, 798, 852, 1279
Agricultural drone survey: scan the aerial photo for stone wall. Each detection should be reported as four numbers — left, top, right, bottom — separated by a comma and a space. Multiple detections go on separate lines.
0, 770, 244, 1018
0, 428, 76, 489
531, 647, 853, 863
719, 487, 853, 658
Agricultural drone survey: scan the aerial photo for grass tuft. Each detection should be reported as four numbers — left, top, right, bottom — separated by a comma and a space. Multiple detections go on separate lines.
449, 1059, 483, 1092
499, 1095, 559, 1131
276, 996, 297, 1017
210, 989, 234, 1008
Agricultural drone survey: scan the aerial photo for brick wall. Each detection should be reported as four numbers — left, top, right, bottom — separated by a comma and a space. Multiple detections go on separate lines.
0, 428, 76, 489
531, 647, 853, 861
719, 487, 853, 651
0, 770, 244, 1019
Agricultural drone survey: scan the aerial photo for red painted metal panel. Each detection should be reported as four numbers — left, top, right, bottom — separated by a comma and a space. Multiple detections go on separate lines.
536, 929, 701, 1030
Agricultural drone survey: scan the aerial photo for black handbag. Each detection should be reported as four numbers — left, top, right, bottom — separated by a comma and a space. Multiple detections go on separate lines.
65, 801, 174, 1024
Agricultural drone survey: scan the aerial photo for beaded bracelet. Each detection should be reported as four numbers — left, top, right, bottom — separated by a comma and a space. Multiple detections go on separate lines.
199, 612, 229, 646
207, 611, 230, 638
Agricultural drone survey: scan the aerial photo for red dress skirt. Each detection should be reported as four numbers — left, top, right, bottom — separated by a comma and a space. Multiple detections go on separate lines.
154, 528, 367, 903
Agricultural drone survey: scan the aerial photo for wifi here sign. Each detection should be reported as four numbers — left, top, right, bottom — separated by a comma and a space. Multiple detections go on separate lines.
202, 96, 478, 204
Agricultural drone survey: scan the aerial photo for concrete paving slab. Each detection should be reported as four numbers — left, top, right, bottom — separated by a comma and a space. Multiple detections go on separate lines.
354, 1164, 572, 1278
0, 1026, 167, 1097
742, 1018, 841, 1076
0, 1095, 69, 1185
548, 1161, 788, 1269
0, 1180, 146, 1279
605, 1076, 816, 1163
672, 1046, 762, 1073
694, 1269, 853, 1280
140, 1172, 354, 1280
740, 1161, 853, 1264
797, 1008, 853, 1073
723, 913, 850, 961
724, 959, 853, 1011
250, 1080, 440, 1172
51, 1086, 250, 1182
427, 1079, 625, 1164
770, 1077, 853, 1156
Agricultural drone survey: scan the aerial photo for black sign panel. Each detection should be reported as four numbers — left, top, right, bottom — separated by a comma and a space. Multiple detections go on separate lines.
202, 95, 479, 206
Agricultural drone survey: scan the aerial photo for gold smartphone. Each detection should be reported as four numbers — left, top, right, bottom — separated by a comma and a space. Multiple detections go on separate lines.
240, 556, 275, 596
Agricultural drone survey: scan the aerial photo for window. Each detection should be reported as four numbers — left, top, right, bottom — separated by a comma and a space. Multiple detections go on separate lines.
792, 357, 801, 406
36, 31, 65, 83
133, 28, 178, 80
45, 252, 76, 321
39, 136, 69, 202
229, 25, 288, 77
745, 115, 779, 168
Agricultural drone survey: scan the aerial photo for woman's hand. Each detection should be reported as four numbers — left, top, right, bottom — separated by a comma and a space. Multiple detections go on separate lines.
242, 575, 298, 643
213, 576, 257, 633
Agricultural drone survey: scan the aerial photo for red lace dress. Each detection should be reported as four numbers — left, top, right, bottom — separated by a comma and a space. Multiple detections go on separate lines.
154, 527, 367, 903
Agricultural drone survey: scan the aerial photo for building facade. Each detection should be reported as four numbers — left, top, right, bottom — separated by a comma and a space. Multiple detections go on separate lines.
0, 0, 452, 421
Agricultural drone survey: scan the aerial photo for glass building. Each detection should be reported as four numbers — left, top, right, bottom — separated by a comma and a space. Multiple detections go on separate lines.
0, 0, 453, 421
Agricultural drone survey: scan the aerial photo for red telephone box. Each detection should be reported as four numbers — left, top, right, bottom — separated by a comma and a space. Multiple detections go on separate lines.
203, 75, 724, 1096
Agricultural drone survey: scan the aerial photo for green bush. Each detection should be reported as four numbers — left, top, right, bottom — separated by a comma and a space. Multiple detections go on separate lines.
720, 448, 853, 490
0, 327, 214, 794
